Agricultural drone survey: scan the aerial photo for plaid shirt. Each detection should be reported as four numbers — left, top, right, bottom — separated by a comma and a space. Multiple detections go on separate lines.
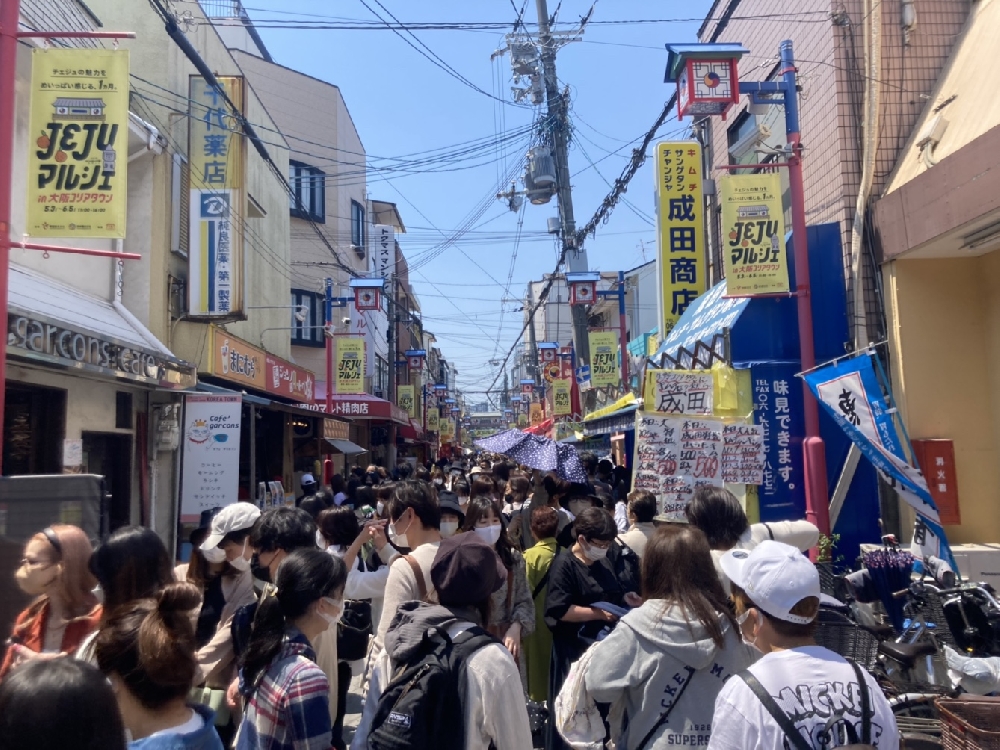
236, 629, 331, 750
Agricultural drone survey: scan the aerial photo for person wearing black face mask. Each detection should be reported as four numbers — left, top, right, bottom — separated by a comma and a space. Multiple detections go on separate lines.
227, 507, 342, 734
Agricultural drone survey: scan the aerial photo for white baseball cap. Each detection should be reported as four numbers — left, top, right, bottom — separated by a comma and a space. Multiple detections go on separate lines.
201, 502, 261, 550
720, 540, 821, 625
301, 473, 317, 486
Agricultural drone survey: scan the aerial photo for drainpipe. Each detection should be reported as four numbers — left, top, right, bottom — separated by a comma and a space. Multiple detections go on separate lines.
849, 0, 882, 351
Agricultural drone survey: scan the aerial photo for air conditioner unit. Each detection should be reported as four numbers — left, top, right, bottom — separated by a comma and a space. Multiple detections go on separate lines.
728, 122, 773, 163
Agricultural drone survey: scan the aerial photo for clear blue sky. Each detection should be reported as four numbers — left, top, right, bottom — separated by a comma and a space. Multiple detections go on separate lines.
247, 0, 714, 397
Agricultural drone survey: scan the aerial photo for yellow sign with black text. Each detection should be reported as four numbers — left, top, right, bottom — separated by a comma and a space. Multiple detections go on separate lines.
335, 338, 364, 395
719, 173, 789, 296
589, 331, 620, 388
427, 407, 439, 432
655, 141, 706, 336
397, 385, 416, 418
530, 403, 544, 427
27, 49, 130, 238
552, 379, 572, 416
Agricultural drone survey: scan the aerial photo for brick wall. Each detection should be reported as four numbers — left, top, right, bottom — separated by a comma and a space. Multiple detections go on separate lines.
699, 0, 971, 344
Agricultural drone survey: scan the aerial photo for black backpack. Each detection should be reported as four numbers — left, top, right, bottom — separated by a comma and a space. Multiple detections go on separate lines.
367, 625, 497, 750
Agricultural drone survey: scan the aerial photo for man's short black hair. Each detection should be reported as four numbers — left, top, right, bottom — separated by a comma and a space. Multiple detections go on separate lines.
627, 491, 657, 523
387, 479, 440, 530
579, 451, 599, 474
249, 506, 316, 554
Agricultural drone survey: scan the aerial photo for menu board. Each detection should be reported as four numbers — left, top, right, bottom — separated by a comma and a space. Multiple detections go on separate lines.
632, 411, 765, 520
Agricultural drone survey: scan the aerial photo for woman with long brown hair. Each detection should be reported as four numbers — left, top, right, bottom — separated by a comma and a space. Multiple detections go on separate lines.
583, 525, 757, 750
1, 525, 101, 679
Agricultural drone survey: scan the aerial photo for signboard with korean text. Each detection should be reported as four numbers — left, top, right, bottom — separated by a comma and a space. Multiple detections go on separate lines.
719, 173, 789, 296
265, 355, 315, 402
440, 418, 454, 439
656, 141, 706, 337
426, 407, 440, 432
752, 362, 805, 521
180, 394, 241, 519
631, 412, 764, 520
589, 331, 620, 388
372, 224, 395, 283
27, 49, 129, 238
205, 327, 264, 390
530, 403, 543, 427
335, 338, 365, 395
188, 76, 246, 317
552, 379, 572, 416
643, 370, 714, 415
397, 385, 416, 418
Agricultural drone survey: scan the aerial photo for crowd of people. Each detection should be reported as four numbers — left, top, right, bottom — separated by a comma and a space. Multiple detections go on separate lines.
0, 453, 901, 750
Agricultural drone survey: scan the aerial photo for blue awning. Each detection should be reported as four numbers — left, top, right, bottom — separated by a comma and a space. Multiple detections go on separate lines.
651, 280, 750, 369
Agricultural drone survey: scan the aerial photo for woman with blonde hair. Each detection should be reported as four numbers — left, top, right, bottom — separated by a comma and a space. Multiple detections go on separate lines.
1, 524, 101, 678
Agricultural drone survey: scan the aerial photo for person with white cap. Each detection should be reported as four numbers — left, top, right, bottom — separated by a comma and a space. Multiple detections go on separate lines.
297, 472, 319, 505
707, 541, 897, 750
189, 503, 260, 692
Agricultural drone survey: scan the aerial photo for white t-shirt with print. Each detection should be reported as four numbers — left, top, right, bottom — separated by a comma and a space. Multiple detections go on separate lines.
708, 646, 898, 750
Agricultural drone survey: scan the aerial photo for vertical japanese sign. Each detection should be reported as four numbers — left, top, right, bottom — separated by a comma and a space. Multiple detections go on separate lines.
529, 403, 544, 427
335, 338, 365, 394
397, 385, 416, 418
589, 331, 620, 388
180, 395, 242, 519
27, 49, 129, 238
719, 173, 789, 296
643, 370, 714, 415
372, 224, 395, 284
188, 76, 246, 317
440, 418, 454, 439
656, 141, 706, 336
552, 379, 572, 416
752, 362, 806, 521
427, 407, 440, 432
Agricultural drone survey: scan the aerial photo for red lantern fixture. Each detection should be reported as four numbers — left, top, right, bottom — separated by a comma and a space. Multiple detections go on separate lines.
665, 44, 748, 121
538, 342, 557, 363
520, 379, 534, 396
566, 271, 600, 306
350, 278, 385, 312
406, 349, 427, 371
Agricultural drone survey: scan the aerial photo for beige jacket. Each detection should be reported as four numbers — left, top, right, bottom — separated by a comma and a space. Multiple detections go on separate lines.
174, 563, 258, 689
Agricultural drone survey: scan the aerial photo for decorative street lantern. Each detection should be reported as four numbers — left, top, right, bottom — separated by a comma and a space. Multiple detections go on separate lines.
566, 271, 600, 306
406, 349, 426, 371
349, 278, 385, 312
537, 342, 558, 363
665, 43, 748, 120
520, 379, 534, 396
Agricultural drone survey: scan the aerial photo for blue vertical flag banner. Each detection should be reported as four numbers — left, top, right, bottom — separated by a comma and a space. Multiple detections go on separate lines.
188, 76, 245, 318
802, 354, 956, 570
752, 362, 806, 522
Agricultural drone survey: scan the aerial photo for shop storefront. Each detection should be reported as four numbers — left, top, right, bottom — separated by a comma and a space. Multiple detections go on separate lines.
4, 264, 196, 531
308, 386, 411, 470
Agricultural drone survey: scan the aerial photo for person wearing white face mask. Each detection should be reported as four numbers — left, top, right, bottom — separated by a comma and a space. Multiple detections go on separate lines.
237, 549, 348, 750
462, 497, 535, 670
438, 492, 466, 539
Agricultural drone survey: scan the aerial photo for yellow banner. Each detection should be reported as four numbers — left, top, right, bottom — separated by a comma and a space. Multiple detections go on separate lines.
589, 331, 620, 388
643, 369, 715, 415
188, 76, 246, 317
529, 403, 543, 426
27, 49, 130, 239
517, 413, 528, 427
427, 407, 439, 432
397, 385, 416, 418
552, 379, 572, 416
656, 141, 706, 336
440, 418, 454, 439
335, 338, 364, 394
719, 173, 789, 296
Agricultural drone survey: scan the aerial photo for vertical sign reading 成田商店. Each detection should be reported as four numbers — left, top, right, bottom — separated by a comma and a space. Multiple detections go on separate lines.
188, 76, 246, 318
656, 141, 706, 337
27, 49, 130, 238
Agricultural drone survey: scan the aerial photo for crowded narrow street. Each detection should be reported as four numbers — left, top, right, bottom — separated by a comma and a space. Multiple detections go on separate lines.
2, 1, 1000, 749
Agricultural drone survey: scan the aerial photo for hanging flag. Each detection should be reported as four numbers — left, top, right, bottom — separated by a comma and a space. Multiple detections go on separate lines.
552, 379, 572, 416
589, 331, 619, 387
335, 338, 364, 394
802, 354, 956, 571
397, 384, 416, 418
719, 172, 789, 296
426, 407, 439, 432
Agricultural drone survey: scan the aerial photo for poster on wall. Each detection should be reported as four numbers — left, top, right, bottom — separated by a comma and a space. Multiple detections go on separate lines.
588, 331, 619, 388
655, 141, 706, 336
180, 395, 242, 519
631, 411, 764, 520
719, 173, 789, 296
335, 337, 365, 394
643, 369, 714, 415
188, 76, 246, 317
26, 48, 130, 239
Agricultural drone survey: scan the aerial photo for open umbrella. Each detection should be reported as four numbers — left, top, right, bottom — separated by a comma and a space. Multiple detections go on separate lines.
476, 429, 587, 482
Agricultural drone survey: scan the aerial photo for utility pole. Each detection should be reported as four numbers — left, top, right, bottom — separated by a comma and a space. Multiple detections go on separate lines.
526, 284, 541, 387
535, 0, 590, 369
386, 276, 397, 470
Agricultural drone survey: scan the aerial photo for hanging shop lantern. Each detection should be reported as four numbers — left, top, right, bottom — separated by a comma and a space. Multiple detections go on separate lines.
520, 379, 534, 396
537, 342, 558, 363
566, 271, 600, 306
406, 349, 427, 371
349, 278, 385, 312
665, 43, 748, 120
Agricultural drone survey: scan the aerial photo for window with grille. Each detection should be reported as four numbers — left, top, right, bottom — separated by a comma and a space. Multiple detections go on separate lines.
290, 161, 326, 223
290, 289, 325, 347
351, 200, 366, 249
